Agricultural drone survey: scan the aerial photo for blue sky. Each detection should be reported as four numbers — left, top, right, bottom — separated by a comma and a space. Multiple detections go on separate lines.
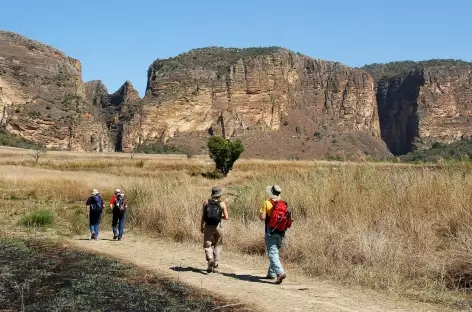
1, 0, 470, 96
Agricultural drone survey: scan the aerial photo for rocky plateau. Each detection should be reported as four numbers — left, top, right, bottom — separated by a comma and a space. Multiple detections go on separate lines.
1, 31, 471, 159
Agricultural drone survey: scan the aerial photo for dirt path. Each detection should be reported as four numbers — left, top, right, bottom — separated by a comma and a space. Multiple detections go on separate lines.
69, 233, 453, 312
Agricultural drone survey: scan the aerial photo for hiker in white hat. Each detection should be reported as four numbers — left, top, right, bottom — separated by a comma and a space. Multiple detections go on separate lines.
86, 189, 104, 240
259, 185, 290, 284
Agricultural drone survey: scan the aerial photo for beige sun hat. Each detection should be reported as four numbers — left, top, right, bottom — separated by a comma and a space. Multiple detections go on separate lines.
92, 189, 99, 195
115, 188, 121, 194
266, 185, 281, 200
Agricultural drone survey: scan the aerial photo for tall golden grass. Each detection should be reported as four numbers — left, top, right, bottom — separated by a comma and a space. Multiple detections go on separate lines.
0, 159, 471, 307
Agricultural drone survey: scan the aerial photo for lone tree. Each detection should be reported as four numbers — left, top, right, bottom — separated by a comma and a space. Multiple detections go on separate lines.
30, 145, 47, 163
207, 136, 244, 176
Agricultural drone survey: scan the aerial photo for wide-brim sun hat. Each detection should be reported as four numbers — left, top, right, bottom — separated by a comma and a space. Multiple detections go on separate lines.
266, 185, 281, 200
211, 186, 223, 198
92, 189, 99, 195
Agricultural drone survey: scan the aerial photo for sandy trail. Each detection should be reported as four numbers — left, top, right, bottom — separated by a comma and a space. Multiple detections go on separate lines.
69, 233, 452, 312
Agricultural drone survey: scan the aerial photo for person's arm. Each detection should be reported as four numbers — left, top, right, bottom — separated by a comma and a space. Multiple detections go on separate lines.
259, 201, 267, 221
200, 201, 207, 233
221, 201, 229, 220
109, 196, 115, 209
86, 197, 92, 216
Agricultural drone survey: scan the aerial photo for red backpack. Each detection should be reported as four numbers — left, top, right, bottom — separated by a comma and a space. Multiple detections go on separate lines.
268, 199, 292, 232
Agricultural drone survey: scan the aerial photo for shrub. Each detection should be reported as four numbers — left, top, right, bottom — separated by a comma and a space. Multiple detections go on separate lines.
133, 142, 183, 154
400, 139, 472, 163
20, 210, 55, 227
0, 126, 43, 149
207, 136, 244, 176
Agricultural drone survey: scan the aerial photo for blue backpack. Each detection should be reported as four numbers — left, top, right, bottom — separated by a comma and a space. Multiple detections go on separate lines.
89, 195, 103, 213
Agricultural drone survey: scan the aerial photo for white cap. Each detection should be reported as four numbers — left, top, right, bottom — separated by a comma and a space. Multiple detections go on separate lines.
115, 188, 121, 193
92, 189, 99, 195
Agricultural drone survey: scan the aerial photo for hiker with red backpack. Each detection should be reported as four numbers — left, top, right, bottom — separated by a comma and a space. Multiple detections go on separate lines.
259, 185, 292, 284
201, 186, 229, 273
109, 188, 128, 241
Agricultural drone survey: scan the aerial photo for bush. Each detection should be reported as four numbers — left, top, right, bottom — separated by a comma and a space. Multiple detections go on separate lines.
0, 126, 42, 149
400, 139, 472, 163
133, 142, 183, 154
207, 136, 244, 176
20, 210, 55, 227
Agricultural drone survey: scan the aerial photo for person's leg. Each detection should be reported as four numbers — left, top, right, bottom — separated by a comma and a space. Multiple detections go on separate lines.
95, 213, 101, 239
203, 225, 216, 272
213, 227, 223, 270
265, 234, 276, 278
274, 234, 286, 284
112, 212, 119, 239
266, 234, 284, 278
89, 214, 97, 239
90, 223, 95, 239
118, 213, 125, 240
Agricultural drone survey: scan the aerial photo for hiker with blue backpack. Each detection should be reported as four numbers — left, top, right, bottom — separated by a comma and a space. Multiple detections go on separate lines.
259, 185, 292, 284
109, 188, 128, 241
201, 186, 229, 273
86, 189, 104, 240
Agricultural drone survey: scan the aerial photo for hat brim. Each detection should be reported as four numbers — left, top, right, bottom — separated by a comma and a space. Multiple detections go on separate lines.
211, 191, 223, 198
266, 186, 280, 199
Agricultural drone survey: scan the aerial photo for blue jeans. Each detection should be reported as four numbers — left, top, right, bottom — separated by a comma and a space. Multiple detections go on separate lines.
265, 233, 284, 277
90, 223, 100, 237
89, 212, 101, 237
112, 211, 125, 239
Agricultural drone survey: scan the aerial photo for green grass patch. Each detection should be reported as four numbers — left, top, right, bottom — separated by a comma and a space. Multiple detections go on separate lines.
19, 210, 55, 227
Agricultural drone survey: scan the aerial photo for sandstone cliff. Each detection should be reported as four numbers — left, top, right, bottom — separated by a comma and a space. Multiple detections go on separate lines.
363, 60, 472, 155
0, 31, 110, 151
85, 80, 142, 151
122, 47, 390, 159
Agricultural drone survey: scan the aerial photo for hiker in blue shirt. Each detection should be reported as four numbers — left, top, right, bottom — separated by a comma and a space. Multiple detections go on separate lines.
86, 189, 104, 240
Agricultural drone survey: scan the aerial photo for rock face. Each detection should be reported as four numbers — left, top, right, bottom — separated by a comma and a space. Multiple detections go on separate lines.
363, 60, 472, 155
0, 31, 110, 151
85, 80, 142, 151
122, 47, 388, 159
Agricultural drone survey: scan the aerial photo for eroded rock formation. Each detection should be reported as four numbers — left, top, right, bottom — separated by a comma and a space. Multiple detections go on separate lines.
0, 31, 110, 151
122, 47, 387, 158
364, 60, 472, 155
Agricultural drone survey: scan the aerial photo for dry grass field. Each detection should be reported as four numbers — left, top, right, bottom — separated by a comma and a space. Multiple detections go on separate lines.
1, 147, 471, 309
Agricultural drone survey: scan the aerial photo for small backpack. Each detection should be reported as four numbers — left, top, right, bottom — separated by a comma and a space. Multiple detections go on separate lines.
115, 196, 126, 211
268, 199, 292, 233
204, 199, 223, 226
89, 195, 103, 213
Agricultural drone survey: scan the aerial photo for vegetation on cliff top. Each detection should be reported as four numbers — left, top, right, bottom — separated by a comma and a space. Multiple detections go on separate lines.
361, 59, 471, 80
149, 46, 286, 76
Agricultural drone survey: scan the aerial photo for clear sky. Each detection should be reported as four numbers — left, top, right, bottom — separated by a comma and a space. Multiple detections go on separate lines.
1, 0, 470, 96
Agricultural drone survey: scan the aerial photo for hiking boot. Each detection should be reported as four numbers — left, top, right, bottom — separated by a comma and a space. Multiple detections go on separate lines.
206, 260, 215, 273
117, 237, 122, 241
275, 272, 286, 284
113, 235, 118, 240
91, 233, 95, 240
213, 262, 219, 273
264, 274, 276, 280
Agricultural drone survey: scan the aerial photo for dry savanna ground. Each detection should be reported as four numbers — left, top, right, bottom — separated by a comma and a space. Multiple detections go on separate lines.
1, 147, 472, 310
